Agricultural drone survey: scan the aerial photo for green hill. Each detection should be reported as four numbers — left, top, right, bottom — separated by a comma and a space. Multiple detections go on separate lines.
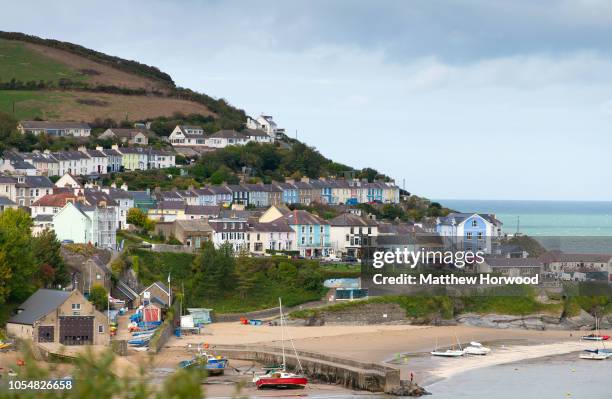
0, 31, 244, 126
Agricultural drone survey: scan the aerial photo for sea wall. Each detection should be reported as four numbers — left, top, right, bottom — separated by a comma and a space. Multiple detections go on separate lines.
290, 303, 609, 330
210, 344, 401, 393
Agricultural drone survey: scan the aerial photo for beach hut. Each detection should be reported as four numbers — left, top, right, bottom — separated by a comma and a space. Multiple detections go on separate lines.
142, 304, 161, 322
187, 308, 212, 325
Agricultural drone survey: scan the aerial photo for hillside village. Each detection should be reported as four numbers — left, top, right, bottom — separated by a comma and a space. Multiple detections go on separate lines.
1, 31, 611, 392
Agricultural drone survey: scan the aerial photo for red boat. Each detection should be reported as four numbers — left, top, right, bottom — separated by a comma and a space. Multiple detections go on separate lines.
253, 370, 308, 388
253, 298, 308, 390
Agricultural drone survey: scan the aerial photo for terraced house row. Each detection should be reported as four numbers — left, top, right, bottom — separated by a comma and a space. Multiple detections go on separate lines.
0, 145, 175, 176
146, 177, 400, 212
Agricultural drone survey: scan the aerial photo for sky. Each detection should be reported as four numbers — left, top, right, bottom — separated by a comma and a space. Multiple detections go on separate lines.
2, 0, 612, 201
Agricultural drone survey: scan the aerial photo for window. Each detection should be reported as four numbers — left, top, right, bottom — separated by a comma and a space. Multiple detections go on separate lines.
301, 237, 305, 244
309, 226, 313, 233
466, 232, 473, 239
72, 303, 81, 310
98, 325, 104, 333
477, 232, 483, 240
346, 234, 350, 242
471, 219, 478, 227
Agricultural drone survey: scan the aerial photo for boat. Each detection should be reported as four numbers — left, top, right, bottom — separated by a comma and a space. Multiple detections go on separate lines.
431, 336, 464, 357
579, 352, 609, 360
581, 317, 610, 341
252, 298, 308, 389
431, 349, 465, 357
179, 349, 229, 375
584, 348, 612, 354
581, 334, 610, 341
128, 335, 152, 346
463, 341, 491, 356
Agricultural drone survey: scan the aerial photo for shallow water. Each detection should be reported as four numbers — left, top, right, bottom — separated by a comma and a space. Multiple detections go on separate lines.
427, 353, 612, 398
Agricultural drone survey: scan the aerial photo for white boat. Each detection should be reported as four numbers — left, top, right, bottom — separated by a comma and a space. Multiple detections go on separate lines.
463, 341, 491, 355
431, 335, 464, 357
431, 349, 464, 357
579, 352, 609, 360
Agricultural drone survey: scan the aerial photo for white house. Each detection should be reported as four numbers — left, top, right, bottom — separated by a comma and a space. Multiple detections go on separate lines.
54, 173, 83, 191
53, 202, 117, 249
329, 213, 378, 258
246, 114, 282, 138
209, 218, 250, 253
243, 129, 274, 144
99, 128, 150, 145
18, 121, 91, 137
205, 130, 250, 148
248, 220, 295, 255
80, 147, 108, 175
148, 149, 175, 169
169, 125, 207, 146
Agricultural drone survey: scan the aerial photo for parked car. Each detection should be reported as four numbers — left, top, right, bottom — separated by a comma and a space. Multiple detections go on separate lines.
323, 254, 341, 262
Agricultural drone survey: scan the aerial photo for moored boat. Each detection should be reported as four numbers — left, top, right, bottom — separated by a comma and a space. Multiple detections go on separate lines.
463, 342, 491, 355
579, 352, 609, 360
179, 350, 229, 375
431, 349, 464, 357
252, 298, 308, 389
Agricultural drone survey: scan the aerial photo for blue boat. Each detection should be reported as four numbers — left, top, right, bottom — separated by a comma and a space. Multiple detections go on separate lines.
179, 351, 229, 375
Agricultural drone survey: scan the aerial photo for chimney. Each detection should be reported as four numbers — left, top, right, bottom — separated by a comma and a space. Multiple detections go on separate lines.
301, 177, 310, 183
111, 144, 119, 150
286, 179, 294, 184
78, 146, 87, 153
154, 187, 161, 194
96, 146, 103, 151
121, 183, 128, 191
111, 182, 117, 188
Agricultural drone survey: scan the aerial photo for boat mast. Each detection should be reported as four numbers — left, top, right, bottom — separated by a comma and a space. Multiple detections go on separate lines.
279, 297, 286, 370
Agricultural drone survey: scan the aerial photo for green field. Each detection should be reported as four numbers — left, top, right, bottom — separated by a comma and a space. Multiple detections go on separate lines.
0, 90, 67, 120
0, 39, 84, 84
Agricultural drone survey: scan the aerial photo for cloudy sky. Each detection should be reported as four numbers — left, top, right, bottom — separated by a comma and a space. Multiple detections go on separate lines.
3, 0, 612, 200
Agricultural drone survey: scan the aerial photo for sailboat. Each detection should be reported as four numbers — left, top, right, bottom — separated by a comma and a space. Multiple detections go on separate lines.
252, 298, 308, 389
581, 317, 610, 341
431, 336, 464, 357
580, 316, 611, 360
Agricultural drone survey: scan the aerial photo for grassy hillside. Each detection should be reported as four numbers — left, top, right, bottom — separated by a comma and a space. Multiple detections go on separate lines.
0, 32, 245, 125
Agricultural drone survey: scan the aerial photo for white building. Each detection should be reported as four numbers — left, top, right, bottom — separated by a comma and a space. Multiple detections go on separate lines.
246, 114, 282, 138
209, 218, 250, 253
18, 121, 91, 137
53, 202, 117, 249
205, 130, 250, 148
168, 125, 207, 146
329, 213, 378, 258
248, 220, 295, 255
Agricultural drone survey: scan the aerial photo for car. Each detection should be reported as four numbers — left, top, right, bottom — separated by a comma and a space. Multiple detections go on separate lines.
323, 254, 341, 262
60, 239, 74, 244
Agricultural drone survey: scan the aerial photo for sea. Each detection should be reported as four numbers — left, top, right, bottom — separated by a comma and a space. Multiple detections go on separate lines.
428, 353, 612, 399
437, 199, 612, 253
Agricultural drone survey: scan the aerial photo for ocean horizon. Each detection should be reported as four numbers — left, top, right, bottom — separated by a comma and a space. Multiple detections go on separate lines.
436, 199, 612, 252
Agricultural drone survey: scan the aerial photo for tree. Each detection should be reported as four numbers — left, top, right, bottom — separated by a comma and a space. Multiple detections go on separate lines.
0, 208, 36, 304
32, 229, 68, 287
127, 208, 154, 231
191, 242, 236, 299
235, 250, 257, 299
89, 284, 108, 311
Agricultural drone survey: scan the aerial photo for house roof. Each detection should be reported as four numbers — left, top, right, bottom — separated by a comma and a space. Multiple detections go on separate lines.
51, 151, 89, 161
117, 147, 148, 154
249, 220, 293, 232
155, 201, 186, 210
184, 205, 221, 215
438, 212, 502, 226
176, 125, 205, 138
209, 219, 249, 232
209, 130, 247, 139
101, 148, 121, 156
105, 128, 151, 139
32, 192, 77, 207
282, 210, 328, 225
84, 190, 118, 207
142, 281, 170, 296
329, 213, 376, 227
208, 185, 232, 195
18, 176, 54, 188
243, 128, 269, 138
538, 250, 612, 264
20, 121, 90, 130
8, 289, 71, 325
0, 196, 16, 206
175, 219, 213, 232
484, 257, 543, 268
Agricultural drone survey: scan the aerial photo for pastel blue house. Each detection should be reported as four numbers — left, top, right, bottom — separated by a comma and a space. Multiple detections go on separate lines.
365, 183, 384, 202
283, 210, 331, 257
274, 182, 299, 204
436, 213, 503, 254
194, 187, 216, 205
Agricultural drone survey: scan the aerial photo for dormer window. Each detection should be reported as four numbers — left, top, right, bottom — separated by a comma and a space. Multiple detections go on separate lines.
471, 219, 478, 227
